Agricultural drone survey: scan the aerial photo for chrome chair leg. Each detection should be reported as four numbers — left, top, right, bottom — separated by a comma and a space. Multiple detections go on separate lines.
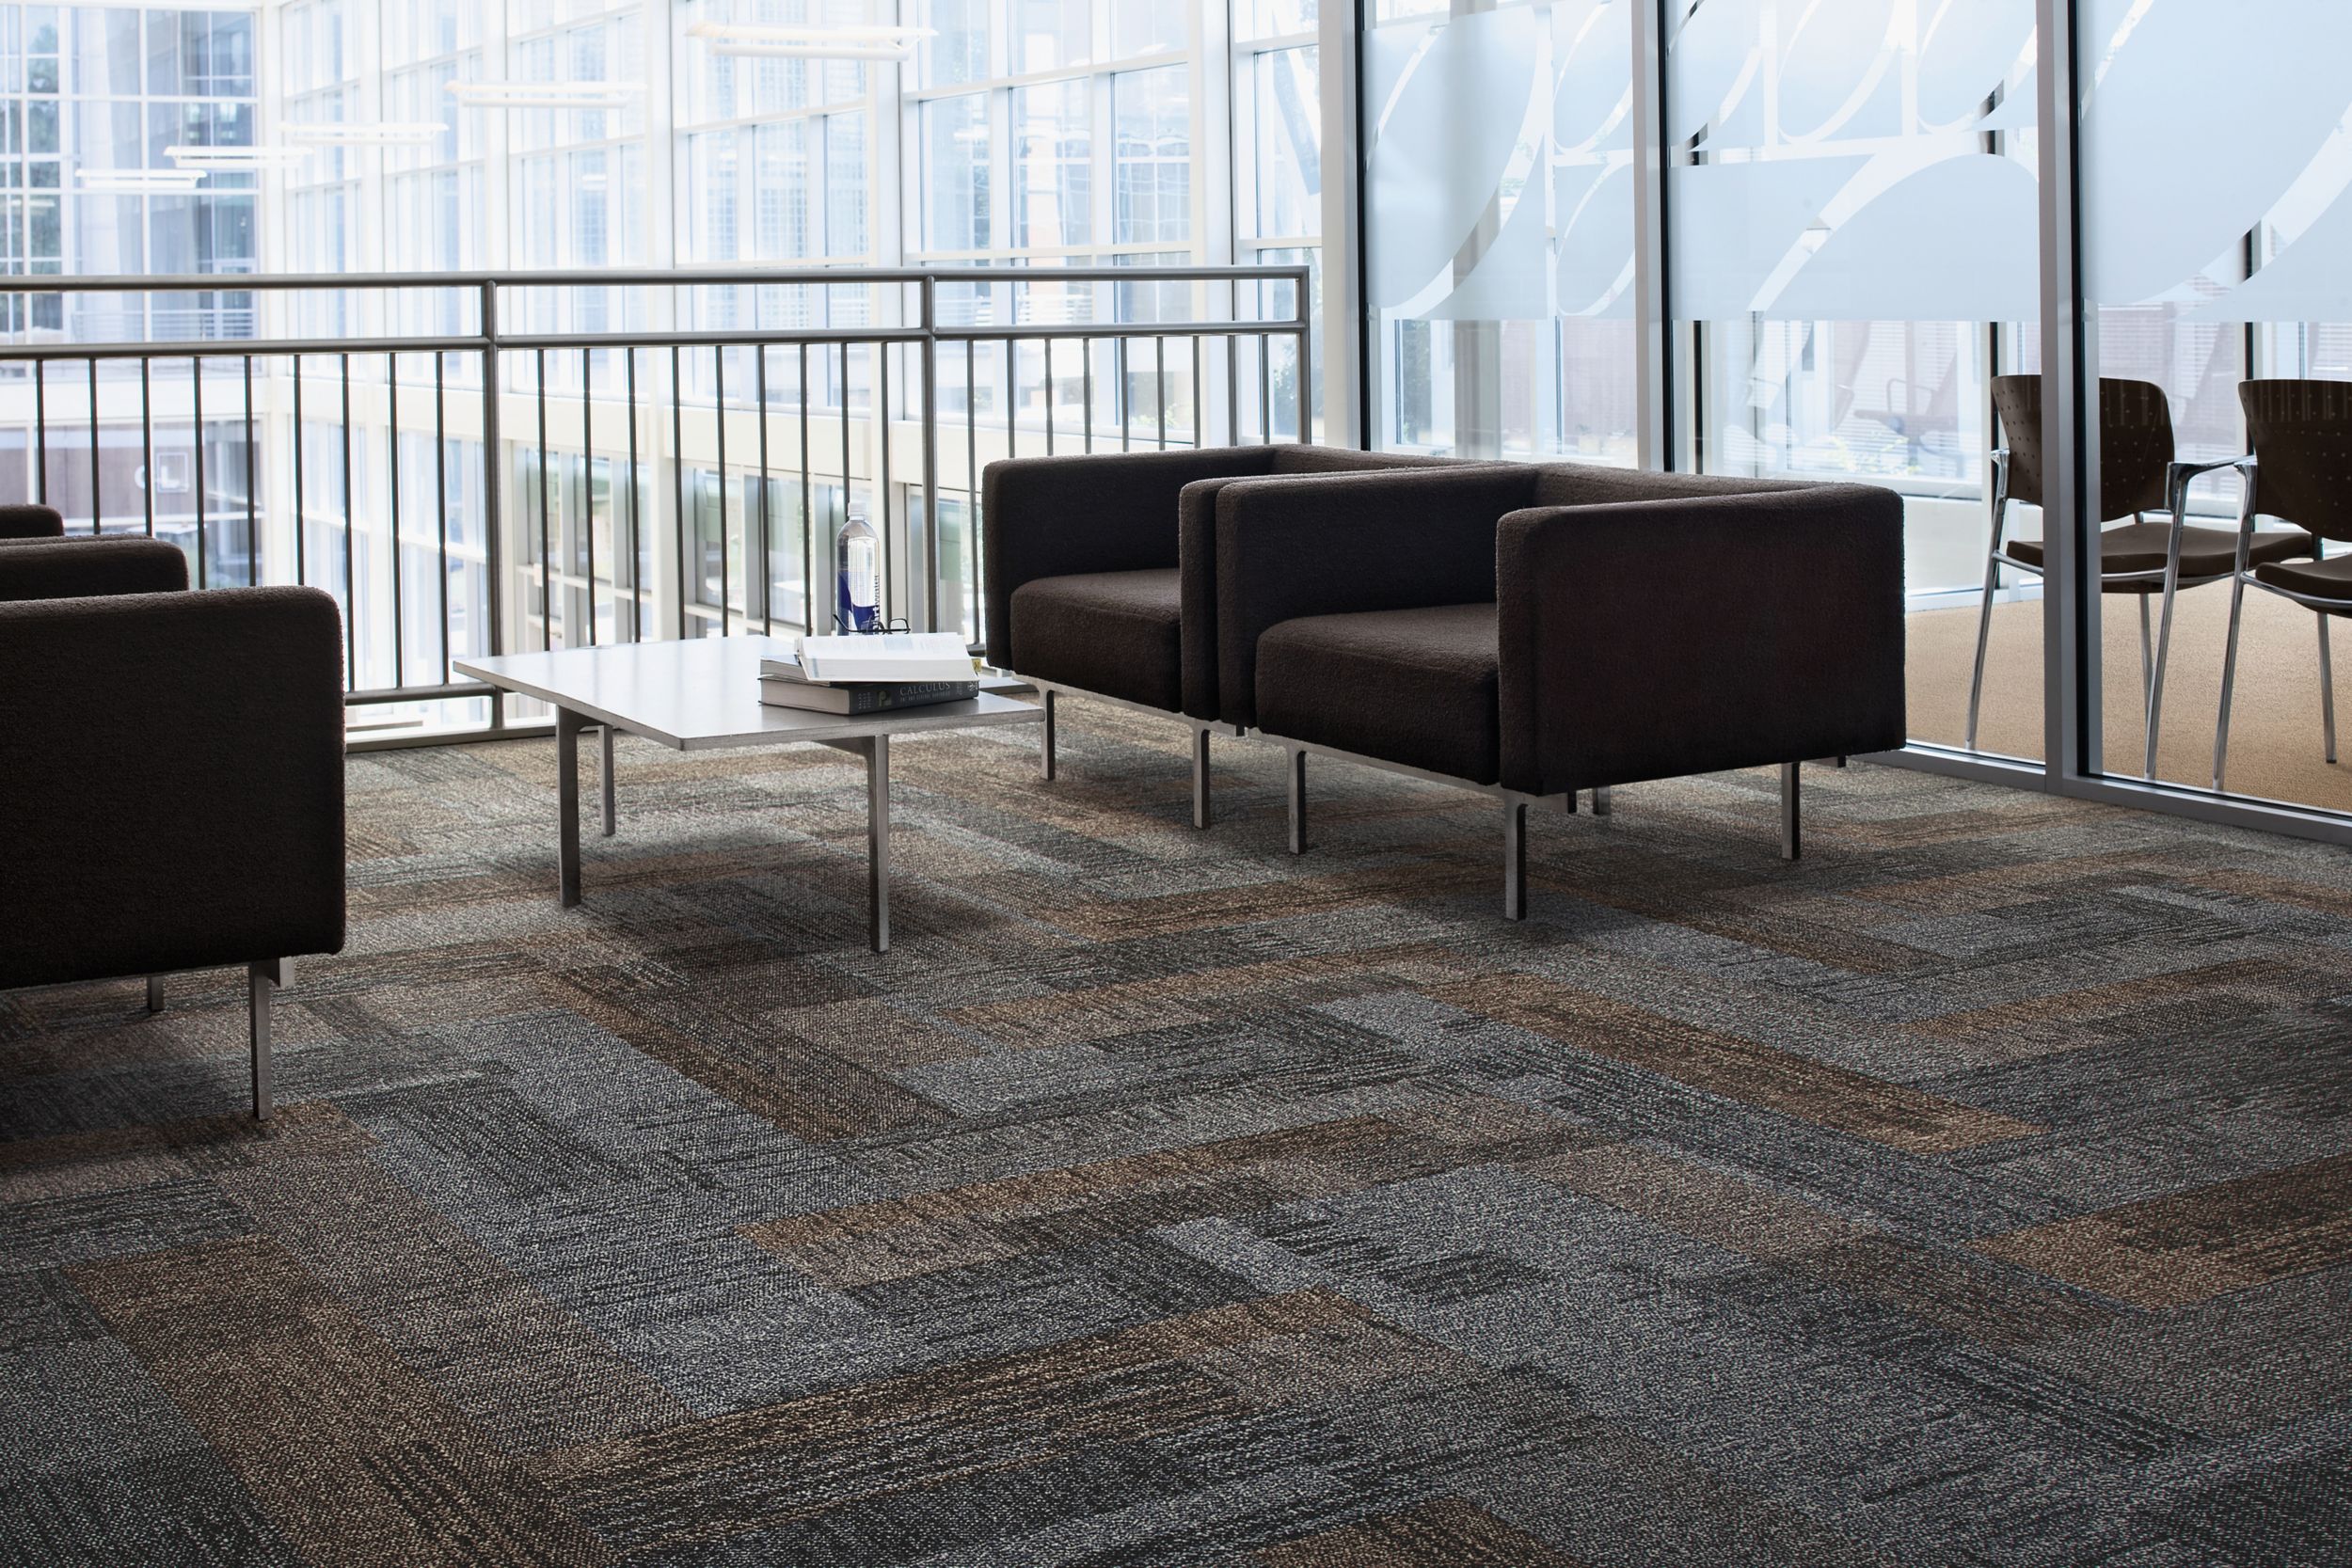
2214, 573, 2250, 792
1191, 726, 1213, 828
1965, 477, 2011, 753
1038, 689, 1056, 781
1779, 762, 1801, 862
2322, 614, 2339, 765
2138, 594, 2153, 703
1285, 748, 1307, 854
2145, 485, 2189, 780
1502, 799, 1527, 921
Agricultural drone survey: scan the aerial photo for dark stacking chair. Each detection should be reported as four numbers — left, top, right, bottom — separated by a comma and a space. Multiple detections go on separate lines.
0, 503, 65, 539
1971, 375, 2305, 775
1209, 462, 1906, 916
981, 444, 1468, 826
2216, 379, 2352, 791
0, 536, 347, 1119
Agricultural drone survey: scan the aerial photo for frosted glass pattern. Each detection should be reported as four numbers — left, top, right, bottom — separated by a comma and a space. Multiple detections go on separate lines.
1667, 0, 2038, 323
1364, 0, 1637, 460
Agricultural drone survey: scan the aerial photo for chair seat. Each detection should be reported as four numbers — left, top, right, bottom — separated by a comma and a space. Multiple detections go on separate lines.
2006, 523, 2313, 586
1256, 602, 1501, 784
1008, 568, 1183, 711
2254, 553, 2352, 607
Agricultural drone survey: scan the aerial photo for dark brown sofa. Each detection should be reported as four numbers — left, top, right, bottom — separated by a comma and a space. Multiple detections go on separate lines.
980, 444, 1472, 825
0, 503, 66, 539
1212, 462, 1906, 915
0, 537, 347, 1119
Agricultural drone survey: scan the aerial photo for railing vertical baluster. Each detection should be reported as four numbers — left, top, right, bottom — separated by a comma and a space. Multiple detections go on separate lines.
479, 281, 504, 692
838, 340, 852, 627
436, 352, 451, 678
1191, 336, 1202, 449
1081, 337, 1093, 454
1117, 337, 1129, 452
965, 341, 979, 642
192, 357, 205, 580
626, 345, 641, 641
878, 339, 893, 618
1005, 338, 1015, 461
714, 343, 729, 636
243, 355, 257, 583
671, 344, 686, 639
1043, 339, 1055, 456
139, 357, 154, 536
580, 347, 596, 646
33, 357, 46, 505
388, 353, 403, 684
1156, 337, 1168, 451
292, 355, 305, 584
756, 341, 771, 634
1260, 331, 1272, 444
341, 353, 355, 683
535, 346, 551, 650
87, 356, 100, 532
920, 278, 939, 638
799, 341, 812, 635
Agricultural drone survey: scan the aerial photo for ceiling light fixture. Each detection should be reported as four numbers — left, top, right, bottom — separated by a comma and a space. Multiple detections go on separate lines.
282, 122, 449, 146
447, 80, 644, 108
685, 20, 933, 60
77, 168, 208, 192
165, 145, 313, 170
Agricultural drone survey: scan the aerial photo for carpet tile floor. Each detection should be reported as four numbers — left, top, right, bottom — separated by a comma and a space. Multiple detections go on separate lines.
6, 696, 2352, 1566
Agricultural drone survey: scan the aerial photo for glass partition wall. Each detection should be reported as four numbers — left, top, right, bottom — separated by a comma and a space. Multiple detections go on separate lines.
1354, 0, 2352, 845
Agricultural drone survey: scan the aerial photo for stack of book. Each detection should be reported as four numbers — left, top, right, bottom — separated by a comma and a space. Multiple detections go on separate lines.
758, 632, 980, 715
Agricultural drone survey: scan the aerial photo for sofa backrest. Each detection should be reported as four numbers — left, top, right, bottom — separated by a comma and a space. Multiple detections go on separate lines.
1529, 463, 1823, 508
1268, 446, 1467, 477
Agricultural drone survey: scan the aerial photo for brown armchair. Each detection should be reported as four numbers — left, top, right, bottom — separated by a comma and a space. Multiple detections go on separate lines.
0, 502, 65, 539
1213, 462, 1906, 917
979, 444, 1469, 826
0, 538, 346, 1120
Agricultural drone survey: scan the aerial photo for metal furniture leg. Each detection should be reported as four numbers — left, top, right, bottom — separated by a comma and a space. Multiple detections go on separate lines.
1591, 786, 1612, 816
146, 975, 165, 1013
2146, 484, 2188, 780
247, 958, 291, 1121
2215, 575, 2249, 792
600, 722, 617, 837
1191, 726, 1212, 829
1039, 689, 1057, 780
557, 705, 584, 906
866, 733, 891, 953
1780, 762, 1801, 861
1286, 748, 1307, 854
1965, 473, 2011, 752
2323, 615, 2339, 765
1502, 799, 1527, 921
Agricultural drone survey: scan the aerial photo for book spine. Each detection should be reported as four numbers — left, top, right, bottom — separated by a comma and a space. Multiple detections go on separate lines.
843, 683, 976, 713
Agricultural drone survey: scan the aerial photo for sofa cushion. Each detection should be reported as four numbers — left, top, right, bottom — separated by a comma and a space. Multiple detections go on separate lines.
1256, 602, 1501, 784
1008, 568, 1184, 711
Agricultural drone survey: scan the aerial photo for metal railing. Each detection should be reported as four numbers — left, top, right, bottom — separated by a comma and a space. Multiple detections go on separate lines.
0, 263, 1311, 739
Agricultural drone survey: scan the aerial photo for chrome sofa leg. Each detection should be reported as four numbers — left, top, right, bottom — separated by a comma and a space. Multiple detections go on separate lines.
1780, 762, 1801, 862
145, 975, 165, 1013
1590, 786, 1612, 816
1503, 799, 1528, 921
1286, 748, 1307, 854
1039, 689, 1057, 781
1192, 726, 1212, 829
247, 958, 292, 1122
2323, 614, 2339, 765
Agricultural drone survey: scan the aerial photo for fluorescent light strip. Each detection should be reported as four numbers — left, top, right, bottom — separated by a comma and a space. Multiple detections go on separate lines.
447, 81, 644, 108
705, 42, 915, 59
685, 21, 933, 44
281, 123, 448, 146
78, 169, 208, 191
166, 145, 313, 169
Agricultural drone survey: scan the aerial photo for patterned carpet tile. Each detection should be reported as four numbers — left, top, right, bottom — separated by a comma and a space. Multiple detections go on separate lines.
7, 695, 2352, 1565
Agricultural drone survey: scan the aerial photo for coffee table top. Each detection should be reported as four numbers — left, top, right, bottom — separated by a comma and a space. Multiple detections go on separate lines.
455, 635, 1041, 752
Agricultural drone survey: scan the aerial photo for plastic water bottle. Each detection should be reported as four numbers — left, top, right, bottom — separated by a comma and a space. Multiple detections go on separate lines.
835, 504, 880, 632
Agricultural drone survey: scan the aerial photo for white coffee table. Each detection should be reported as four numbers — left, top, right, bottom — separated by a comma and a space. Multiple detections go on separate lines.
454, 636, 1040, 952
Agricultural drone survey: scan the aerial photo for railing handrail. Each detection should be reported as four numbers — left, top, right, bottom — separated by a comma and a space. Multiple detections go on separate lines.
0, 262, 1311, 295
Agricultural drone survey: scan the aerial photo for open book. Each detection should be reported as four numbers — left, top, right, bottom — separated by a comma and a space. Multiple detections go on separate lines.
767, 633, 976, 685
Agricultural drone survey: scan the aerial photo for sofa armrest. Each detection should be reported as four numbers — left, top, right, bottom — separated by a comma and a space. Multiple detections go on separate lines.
1495, 484, 1905, 795
0, 503, 65, 539
0, 586, 347, 990
1213, 464, 1538, 728
0, 536, 189, 601
980, 447, 1277, 667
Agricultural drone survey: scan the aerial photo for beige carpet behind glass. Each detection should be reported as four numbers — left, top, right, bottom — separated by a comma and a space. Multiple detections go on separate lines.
1907, 586, 2352, 814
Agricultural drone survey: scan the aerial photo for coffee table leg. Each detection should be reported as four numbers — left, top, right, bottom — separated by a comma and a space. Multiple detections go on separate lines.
557, 706, 584, 907
866, 734, 891, 953
600, 723, 617, 837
